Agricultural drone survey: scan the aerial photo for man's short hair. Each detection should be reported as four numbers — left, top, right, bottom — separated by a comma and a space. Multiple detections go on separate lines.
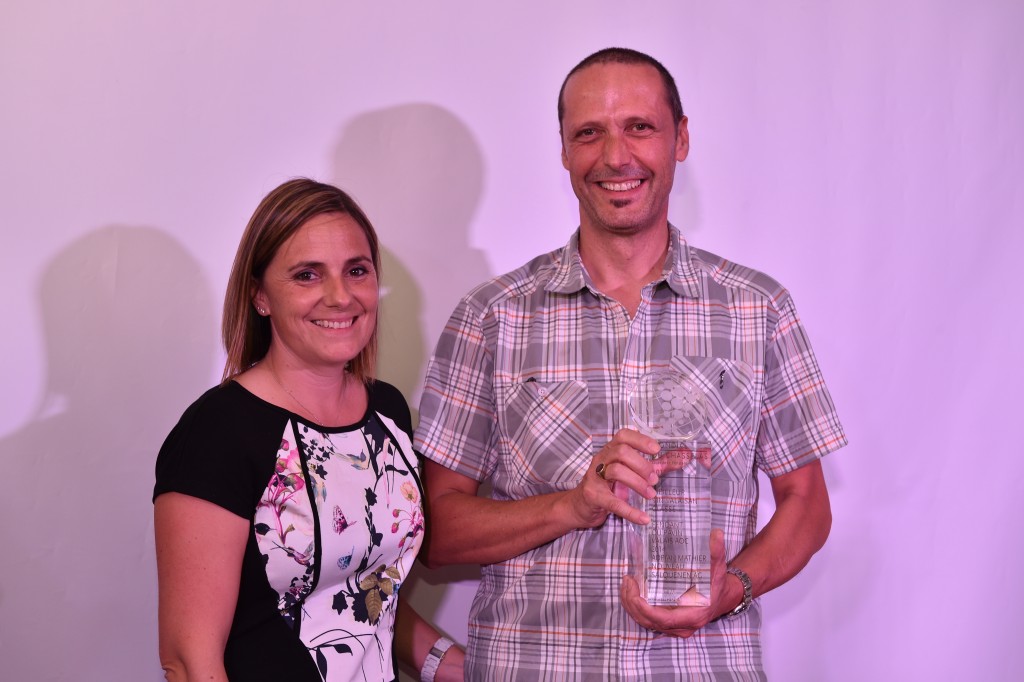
557, 47, 685, 132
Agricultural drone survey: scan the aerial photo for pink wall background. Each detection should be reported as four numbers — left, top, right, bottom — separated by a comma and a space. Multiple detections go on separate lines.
1, 1, 1020, 679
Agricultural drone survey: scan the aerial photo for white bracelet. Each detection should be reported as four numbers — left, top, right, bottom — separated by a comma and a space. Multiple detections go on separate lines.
421, 636, 454, 682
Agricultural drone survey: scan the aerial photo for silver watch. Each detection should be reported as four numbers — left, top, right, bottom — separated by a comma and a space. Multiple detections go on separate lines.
421, 636, 454, 682
726, 566, 753, 617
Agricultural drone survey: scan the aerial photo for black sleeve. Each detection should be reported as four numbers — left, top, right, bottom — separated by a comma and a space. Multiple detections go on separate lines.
368, 380, 414, 440
154, 383, 285, 519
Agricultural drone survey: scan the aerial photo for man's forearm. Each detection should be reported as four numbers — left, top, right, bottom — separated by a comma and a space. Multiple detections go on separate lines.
728, 460, 832, 600
423, 489, 580, 566
420, 431, 660, 567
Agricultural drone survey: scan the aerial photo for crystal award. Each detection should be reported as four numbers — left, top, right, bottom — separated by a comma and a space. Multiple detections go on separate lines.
626, 370, 712, 607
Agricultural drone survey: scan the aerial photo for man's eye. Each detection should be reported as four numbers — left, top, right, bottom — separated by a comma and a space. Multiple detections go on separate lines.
633, 123, 651, 132
577, 128, 596, 138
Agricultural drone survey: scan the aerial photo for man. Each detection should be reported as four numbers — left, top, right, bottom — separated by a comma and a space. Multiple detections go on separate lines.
415, 47, 847, 680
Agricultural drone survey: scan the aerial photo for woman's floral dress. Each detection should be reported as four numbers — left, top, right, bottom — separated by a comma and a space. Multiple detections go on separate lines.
155, 380, 424, 681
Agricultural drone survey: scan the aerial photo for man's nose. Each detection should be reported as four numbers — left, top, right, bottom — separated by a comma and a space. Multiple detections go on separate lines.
602, 133, 631, 168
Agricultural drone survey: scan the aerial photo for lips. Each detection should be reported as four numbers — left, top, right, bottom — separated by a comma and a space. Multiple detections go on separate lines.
313, 319, 355, 329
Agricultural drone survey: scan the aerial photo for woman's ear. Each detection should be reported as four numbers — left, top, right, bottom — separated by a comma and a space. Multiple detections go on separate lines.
252, 280, 269, 316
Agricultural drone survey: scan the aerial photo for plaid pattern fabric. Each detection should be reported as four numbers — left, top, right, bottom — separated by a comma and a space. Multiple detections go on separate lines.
415, 226, 847, 680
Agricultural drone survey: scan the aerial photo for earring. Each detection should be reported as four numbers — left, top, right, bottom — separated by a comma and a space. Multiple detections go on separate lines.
256, 306, 267, 315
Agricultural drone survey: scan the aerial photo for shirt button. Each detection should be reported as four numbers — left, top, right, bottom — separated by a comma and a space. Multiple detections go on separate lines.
538, 388, 549, 397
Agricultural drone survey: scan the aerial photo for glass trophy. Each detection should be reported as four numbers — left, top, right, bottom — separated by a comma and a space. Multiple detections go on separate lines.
627, 371, 712, 607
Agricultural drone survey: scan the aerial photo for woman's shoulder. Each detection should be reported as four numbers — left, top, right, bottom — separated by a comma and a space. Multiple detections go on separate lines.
155, 381, 289, 513
160, 381, 291, 460
367, 379, 412, 435
177, 380, 285, 428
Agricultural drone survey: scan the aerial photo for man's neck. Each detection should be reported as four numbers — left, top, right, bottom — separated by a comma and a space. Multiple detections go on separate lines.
578, 223, 670, 317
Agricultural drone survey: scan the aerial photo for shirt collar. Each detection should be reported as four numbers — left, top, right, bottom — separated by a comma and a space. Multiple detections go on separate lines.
545, 224, 702, 299
663, 224, 703, 299
545, 230, 588, 294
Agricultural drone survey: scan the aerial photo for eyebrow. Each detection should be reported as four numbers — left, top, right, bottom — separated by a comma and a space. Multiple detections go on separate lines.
286, 260, 325, 271
285, 256, 373, 271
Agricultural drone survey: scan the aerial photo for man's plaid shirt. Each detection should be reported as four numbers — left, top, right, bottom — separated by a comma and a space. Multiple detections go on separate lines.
415, 225, 847, 680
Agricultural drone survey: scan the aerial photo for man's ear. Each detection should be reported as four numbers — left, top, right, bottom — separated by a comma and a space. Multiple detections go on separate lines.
675, 116, 690, 163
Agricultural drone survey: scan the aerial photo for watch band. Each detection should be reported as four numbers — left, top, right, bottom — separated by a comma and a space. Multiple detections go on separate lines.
421, 636, 454, 682
726, 566, 753, 617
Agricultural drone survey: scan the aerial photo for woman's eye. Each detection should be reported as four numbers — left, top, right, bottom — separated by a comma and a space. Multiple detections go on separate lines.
295, 271, 316, 281
349, 266, 370, 277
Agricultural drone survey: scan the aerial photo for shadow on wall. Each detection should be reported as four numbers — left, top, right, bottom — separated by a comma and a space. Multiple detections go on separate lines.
0, 226, 216, 681
331, 104, 493, 656
332, 102, 492, 414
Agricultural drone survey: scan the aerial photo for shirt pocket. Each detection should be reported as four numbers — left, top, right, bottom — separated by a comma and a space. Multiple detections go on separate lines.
668, 356, 758, 483
496, 379, 593, 495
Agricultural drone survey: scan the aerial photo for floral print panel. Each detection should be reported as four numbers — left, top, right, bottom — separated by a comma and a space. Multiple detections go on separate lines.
254, 413, 423, 681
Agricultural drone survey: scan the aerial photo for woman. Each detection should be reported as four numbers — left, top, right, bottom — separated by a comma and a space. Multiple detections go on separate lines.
154, 178, 463, 681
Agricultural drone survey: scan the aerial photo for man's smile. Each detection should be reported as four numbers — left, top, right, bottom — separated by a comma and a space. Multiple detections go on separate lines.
598, 179, 644, 191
